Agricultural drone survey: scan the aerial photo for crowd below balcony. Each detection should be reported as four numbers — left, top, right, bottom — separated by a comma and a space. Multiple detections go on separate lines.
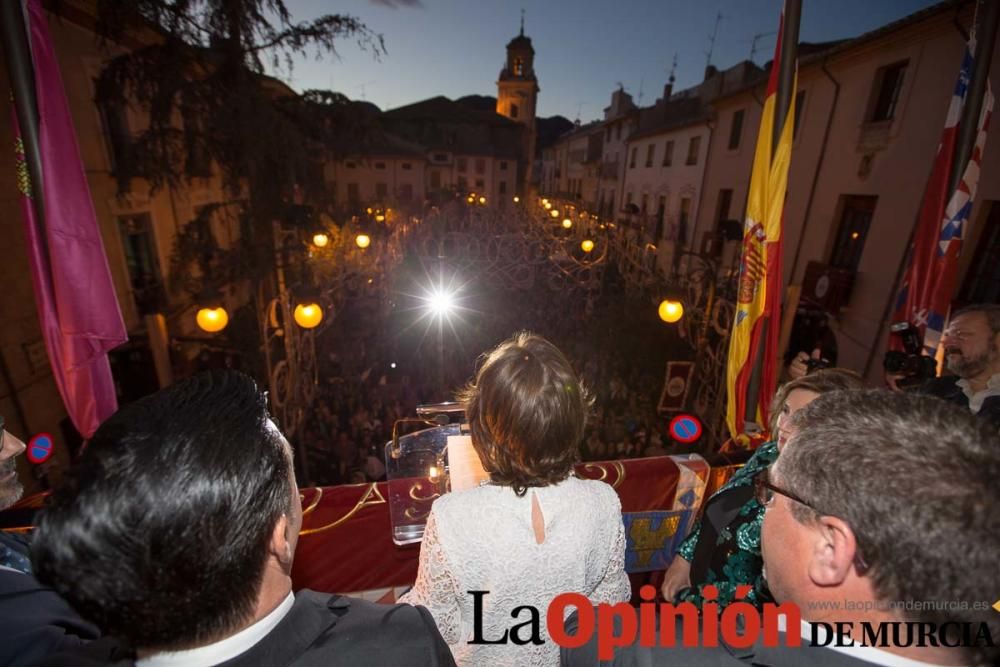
293, 258, 677, 488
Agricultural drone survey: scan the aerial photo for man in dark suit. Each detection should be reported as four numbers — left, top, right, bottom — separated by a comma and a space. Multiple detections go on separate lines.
562, 390, 999, 666
919, 304, 1000, 432
1, 418, 99, 667
30, 371, 454, 666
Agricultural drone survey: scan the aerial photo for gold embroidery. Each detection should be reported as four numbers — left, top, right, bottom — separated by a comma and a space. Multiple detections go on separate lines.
14, 137, 32, 198
628, 515, 681, 568
581, 461, 627, 488
298, 483, 386, 536
408, 478, 442, 502
299, 487, 324, 517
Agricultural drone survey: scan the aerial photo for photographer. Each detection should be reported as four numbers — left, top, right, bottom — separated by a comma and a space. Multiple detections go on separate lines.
887, 304, 1000, 431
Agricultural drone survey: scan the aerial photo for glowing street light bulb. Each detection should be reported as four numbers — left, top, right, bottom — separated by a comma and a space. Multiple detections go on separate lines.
355, 233, 371, 249
478, 196, 486, 205
312, 233, 329, 248
658, 299, 684, 323
293, 302, 323, 329
196, 307, 229, 333
513, 196, 520, 203
562, 218, 573, 229
544, 201, 552, 210
550, 209, 559, 218
581, 239, 595, 253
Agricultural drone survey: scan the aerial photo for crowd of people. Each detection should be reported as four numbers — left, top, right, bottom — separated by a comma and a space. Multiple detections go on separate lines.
293, 259, 675, 487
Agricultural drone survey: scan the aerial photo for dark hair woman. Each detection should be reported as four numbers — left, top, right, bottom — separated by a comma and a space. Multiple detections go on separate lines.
400, 332, 631, 666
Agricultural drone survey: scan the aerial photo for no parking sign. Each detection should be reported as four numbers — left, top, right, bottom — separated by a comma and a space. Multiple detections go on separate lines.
26, 432, 55, 464
668, 414, 703, 444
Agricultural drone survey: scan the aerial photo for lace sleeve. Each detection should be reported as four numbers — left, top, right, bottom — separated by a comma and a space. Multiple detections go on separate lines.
590, 505, 632, 605
397, 509, 463, 645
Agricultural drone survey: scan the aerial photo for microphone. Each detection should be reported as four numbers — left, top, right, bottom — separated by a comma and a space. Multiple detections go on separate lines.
390, 414, 450, 459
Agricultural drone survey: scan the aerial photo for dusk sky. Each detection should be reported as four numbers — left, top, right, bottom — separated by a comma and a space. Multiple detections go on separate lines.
275, 0, 939, 121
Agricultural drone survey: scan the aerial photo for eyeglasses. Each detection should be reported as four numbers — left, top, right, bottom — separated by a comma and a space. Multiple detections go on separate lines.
754, 468, 815, 509
754, 468, 870, 575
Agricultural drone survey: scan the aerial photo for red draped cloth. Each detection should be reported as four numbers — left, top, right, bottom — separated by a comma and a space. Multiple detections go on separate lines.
292, 455, 704, 594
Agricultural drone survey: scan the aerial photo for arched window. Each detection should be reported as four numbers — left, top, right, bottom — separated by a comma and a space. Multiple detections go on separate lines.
514, 57, 524, 76
511, 103, 519, 119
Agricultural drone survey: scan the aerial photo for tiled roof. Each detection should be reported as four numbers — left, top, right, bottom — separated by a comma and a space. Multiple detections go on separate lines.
628, 97, 713, 142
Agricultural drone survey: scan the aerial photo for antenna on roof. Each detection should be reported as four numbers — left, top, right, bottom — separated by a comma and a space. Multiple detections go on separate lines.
575, 102, 586, 122
749, 32, 777, 63
637, 77, 644, 105
706, 11, 722, 68
357, 80, 375, 101
668, 53, 677, 85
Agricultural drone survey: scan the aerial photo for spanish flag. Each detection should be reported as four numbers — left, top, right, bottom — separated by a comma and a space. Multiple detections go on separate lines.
724, 11, 797, 442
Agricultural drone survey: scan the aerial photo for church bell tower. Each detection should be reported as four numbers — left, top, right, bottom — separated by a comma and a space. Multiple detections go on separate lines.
496, 13, 539, 190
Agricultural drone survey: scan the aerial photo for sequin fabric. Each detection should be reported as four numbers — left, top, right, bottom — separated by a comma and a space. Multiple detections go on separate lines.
675, 440, 778, 609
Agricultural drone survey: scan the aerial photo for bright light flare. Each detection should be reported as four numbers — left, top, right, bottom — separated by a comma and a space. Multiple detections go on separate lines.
427, 289, 456, 318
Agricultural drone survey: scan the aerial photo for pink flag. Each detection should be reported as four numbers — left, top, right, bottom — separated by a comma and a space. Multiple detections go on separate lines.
12, 0, 127, 438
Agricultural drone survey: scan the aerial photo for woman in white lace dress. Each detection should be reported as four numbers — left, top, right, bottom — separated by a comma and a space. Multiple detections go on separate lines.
399, 332, 631, 666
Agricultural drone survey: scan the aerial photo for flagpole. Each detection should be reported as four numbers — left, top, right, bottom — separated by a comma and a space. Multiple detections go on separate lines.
743, 0, 800, 426
771, 0, 802, 159
947, 0, 997, 197
0, 0, 46, 227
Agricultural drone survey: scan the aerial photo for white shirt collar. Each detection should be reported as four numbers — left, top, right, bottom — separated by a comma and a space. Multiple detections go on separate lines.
955, 372, 1000, 414
137, 592, 295, 667
792, 618, 965, 667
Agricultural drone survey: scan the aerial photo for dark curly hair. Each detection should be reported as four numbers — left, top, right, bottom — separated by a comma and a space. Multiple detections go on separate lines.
457, 332, 593, 496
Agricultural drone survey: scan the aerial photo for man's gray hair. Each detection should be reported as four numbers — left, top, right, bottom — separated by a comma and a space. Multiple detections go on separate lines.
778, 389, 999, 664
951, 303, 1000, 337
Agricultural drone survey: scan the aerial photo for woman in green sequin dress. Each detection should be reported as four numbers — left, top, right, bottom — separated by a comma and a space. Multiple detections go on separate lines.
661, 369, 864, 610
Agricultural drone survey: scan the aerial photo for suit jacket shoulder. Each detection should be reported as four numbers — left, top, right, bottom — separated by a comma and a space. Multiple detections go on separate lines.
222, 590, 455, 667
0, 567, 100, 667
36, 591, 454, 667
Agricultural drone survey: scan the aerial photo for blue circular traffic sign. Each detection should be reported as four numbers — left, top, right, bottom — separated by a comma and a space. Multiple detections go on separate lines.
669, 414, 703, 444
26, 432, 55, 464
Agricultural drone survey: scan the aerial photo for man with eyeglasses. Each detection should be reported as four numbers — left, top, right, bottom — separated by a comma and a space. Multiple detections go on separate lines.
889, 304, 1000, 432
563, 389, 999, 666
1, 417, 99, 666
